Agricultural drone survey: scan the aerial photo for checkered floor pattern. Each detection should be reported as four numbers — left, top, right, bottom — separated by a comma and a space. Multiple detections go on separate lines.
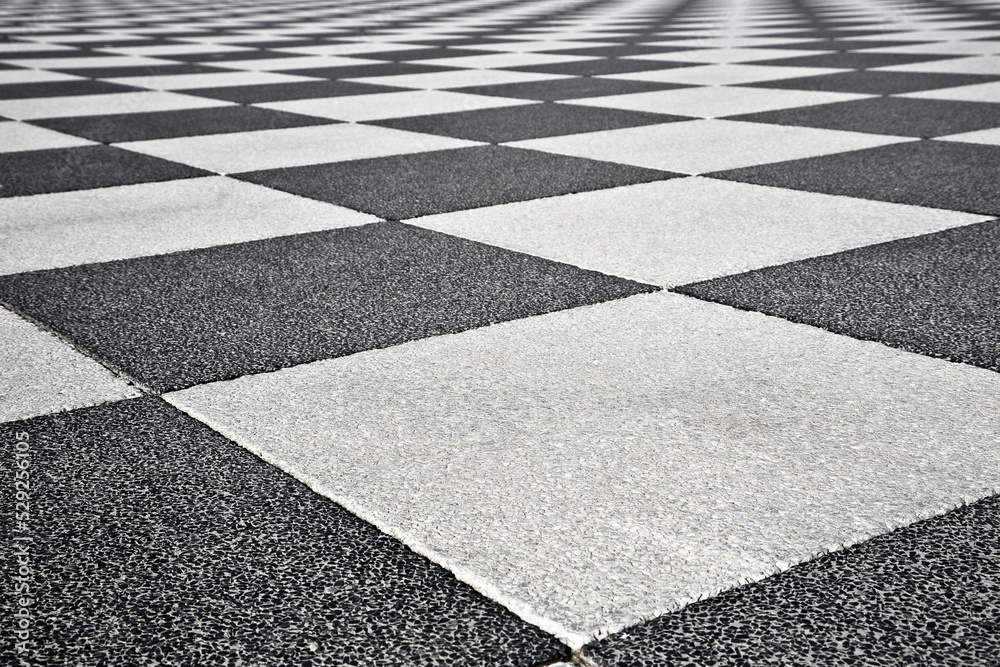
2, 0, 1000, 664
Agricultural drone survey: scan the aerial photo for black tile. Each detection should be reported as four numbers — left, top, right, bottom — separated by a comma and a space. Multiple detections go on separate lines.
158, 49, 300, 63
236, 144, 681, 220
675, 220, 1000, 373
0, 222, 656, 392
32, 106, 336, 142
710, 140, 1000, 215
741, 70, 1000, 94
544, 44, 695, 58
0, 48, 92, 60
0, 79, 142, 99
367, 102, 687, 142
506, 58, 696, 76
765, 38, 933, 51
747, 51, 955, 68
181, 79, 405, 103
583, 494, 1000, 665
0, 145, 209, 198
0, 398, 569, 667
52, 62, 230, 78
727, 97, 1000, 138
451, 76, 688, 100
344, 47, 497, 61
274, 62, 454, 80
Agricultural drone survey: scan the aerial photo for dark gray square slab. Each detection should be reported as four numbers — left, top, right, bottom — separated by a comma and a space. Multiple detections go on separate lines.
0, 398, 569, 666
0, 145, 209, 198
709, 140, 1000, 215
236, 144, 682, 219
748, 51, 953, 68
451, 76, 688, 100
33, 105, 336, 142
741, 70, 1000, 94
0, 222, 656, 392
675, 220, 1000, 373
344, 47, 497, 61
0, 79, 141, 99
367, 102, 688, 142
507, 58, 695, 76
53, 63, 229, 78
727, 97, 1000, 138
583, 494, 1000, 667
545, 44, 695, 57
274, 62, 454, 80
181, 79, 405, 103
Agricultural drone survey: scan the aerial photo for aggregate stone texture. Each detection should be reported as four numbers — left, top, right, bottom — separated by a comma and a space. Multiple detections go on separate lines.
0, 397, 569, 666
741, 70, 1000, 94
582, 494, 1000, 667
0, 222, 655, 393
165, 291, 1000, 646
234, 145, 682, 219
0, 307, 140, 423
674, 219, 1000, 374
709, 139, 1000, 215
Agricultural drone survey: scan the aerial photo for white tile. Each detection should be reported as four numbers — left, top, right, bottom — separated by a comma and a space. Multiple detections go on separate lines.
564, 86, 868, 117
471, 40, 620, 52
1, 308, 141, 424
118, 123, 480, 173
510, 118, 906, 174
0, 121, 94, 152
166, 290, 1000, 645
0, 90, 231, 120
271, 42, 428, 56
103, 70, 319, 90
258, 90, 535, 121
0, 41, 75, 53
413, 52, 594, 69
0, 177, 377, 275
874, 29, 1000, 42
95, 43, 255, 56
209, 55, 379, 71
645, 36, 816, 48
0, 55, 174, 69
409, 177, 989, 286
627, 47, 819, 63
0, 69, 82, 84
875, 55, 1000, 75
602, 63, 841, 85
938, 127, 1000, 146
346, 68, 572, 90
859, 41, 1000, 56
898, 80, 1000, 103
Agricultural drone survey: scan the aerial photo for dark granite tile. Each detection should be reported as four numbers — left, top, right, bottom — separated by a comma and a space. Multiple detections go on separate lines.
0, 398, 570, 667
0, 222, 657, 392
450, 76, 689, 100
180, 79, 405, 103
505, 58, 697, 76
675, 219, 1000, 372
0, 79, 142, 99
709, 140, 1000, 215
0, 145, 209, 198
583, 493, 1000, 666
741, 70, 1000, 94
367, 102, 687, 142
726, 97, 1000, 138
748, 51, 954, 68
342, 47, 497, 61
32, 105, 336, 142
543, 44, 696, 57
51, 62, 229, 78
273, 62, 454, 80
236, 144, 682, 219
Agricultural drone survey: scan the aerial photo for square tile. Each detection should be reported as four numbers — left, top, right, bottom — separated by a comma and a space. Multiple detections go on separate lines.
449, 76, 688, 100
628, 47, 823, 63
33, 105, 336, 142
346, 68, 572, 89
745, 51, 955, 69
409, 177, 986, 286
0, 79, 141, 99
743, 70, 1000, 94
0, 90, 229, 120
0, 145, 209, 197
875, 55, 1000, 75
602, 63, 841, 85
180, 79, 404, 103
0, 308, 139, 423
509, 119, 905, 174
0, 223, 654, 392
0, 120, 94, 152
567, 86, 868, 117
504, 58, 695, 76
0, 69, 84, 84
209, 55, 382, 71
273, 62, 455, 80
900, 80, 1000, 102
939, 127, 1000, 145
102, 70, 319, 90
235, 144, 680, 219
728, 97, 1000, 138
257, 90, 533, 122
368, 102, 687, 142
710, 139, 1000, 215
0, 177, 376, 275
119, 123, 477, 174
676, 220, 1000, 373
164, 290, 1000, 643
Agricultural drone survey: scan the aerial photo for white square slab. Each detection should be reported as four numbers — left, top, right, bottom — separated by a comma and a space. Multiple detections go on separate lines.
565, 86, 868, 117
1, 308, 140, 424
0, 55, 174, 69
859, 41, 1000, 56
103, 70, 318, 90
95, 43, 255, 56
509, 118, 906, 175
602, 63, 841, 85
258, 90, 535, 121
0, 177, 377, 275
0, 69, 81, 84
346, 68, 572, 90
413, 52, 595, 69
408, 177, 989, 286
166, 290, 1000, 645
0, 120, 94, 152
898, 80, 1000, 102
208, 55, 378, 71
875, 55, 1000, 75
117, 123, 480, 173
938, 127, 1000, 146
270, 42, 428, 56
627, 47, 819, 63
0, 90, 231, 120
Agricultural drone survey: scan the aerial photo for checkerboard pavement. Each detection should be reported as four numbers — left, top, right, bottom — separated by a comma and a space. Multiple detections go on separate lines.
2, 0, 999, 664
